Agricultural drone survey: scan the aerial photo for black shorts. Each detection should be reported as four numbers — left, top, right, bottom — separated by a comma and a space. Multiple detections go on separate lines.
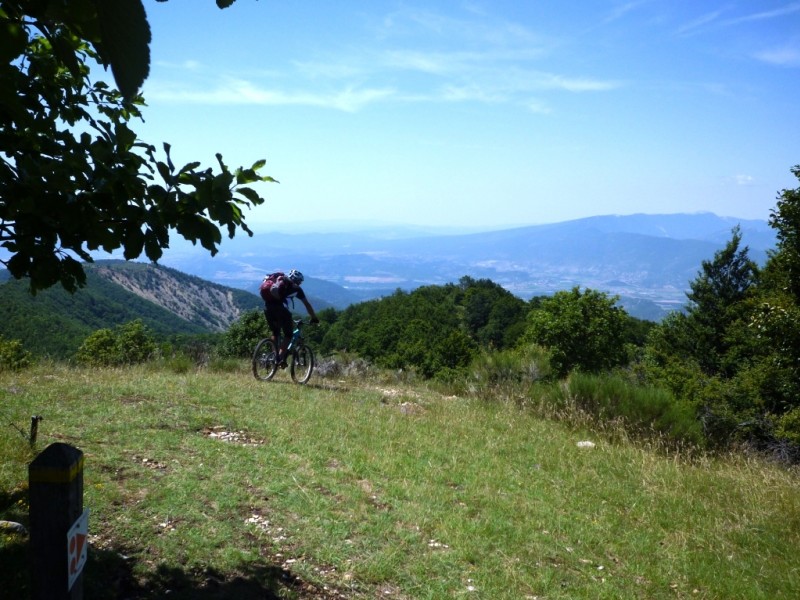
264, 302, 293, 339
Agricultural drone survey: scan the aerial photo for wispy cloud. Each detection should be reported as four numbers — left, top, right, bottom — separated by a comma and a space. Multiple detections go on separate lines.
603, 1, 653, 24
724, 2, 800, 25
435, 83, 506, 103
677, 2, 800, 36
379, 6, 545, 49
146, 78, 395, 112
525, 99, 553, 115
754, 45, 800, 66
147, 44, 621, 112
537, 73, 622, 92
383, 47, 548, 75
675, 9, 729, 37
154, 59, 204, 71
146, 6, 621, 112
291, 60, 366, 80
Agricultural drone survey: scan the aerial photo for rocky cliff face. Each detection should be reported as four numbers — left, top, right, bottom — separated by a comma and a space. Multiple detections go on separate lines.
91, 262, 260, 332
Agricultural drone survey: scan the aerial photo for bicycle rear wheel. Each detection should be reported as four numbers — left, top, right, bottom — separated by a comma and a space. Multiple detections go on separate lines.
290, 344, 314, 384
252, 338, 279, 381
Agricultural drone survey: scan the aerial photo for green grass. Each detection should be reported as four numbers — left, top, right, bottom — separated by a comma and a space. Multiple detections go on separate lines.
2, 363, 799, 598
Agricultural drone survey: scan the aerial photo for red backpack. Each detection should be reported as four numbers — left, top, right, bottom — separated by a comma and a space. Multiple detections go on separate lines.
259, 272, 289, 302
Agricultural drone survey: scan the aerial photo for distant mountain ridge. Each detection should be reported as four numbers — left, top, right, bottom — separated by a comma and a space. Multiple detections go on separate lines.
1, 213, 775, 352
154, 212, 775, 318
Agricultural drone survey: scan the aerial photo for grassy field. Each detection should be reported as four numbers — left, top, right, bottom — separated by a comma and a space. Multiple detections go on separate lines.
1, 363, 799, 599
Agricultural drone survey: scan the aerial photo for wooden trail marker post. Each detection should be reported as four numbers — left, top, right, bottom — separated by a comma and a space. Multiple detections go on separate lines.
29, 442, 86, 600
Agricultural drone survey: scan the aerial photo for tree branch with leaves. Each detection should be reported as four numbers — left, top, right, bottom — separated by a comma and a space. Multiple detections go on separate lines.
1, 0, 273, 292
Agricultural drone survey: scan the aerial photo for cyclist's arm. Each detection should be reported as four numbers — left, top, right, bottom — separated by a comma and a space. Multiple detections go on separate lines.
300, 296, 319, 322
293, 285, 319, 323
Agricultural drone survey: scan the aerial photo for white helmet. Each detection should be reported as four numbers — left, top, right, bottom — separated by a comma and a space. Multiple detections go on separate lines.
287, 269, 304, 284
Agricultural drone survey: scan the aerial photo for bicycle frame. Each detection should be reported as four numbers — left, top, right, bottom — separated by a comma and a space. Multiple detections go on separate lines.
253, 319, 314, 384
277, 319, 304, 355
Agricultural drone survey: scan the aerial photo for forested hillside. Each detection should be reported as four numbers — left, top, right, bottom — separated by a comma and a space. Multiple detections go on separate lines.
222, 276, 653, 382
0, 261, 261, 358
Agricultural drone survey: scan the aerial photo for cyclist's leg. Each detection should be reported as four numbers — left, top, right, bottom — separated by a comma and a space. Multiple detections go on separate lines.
264, 305, 283, 353
275, 305, 293, 363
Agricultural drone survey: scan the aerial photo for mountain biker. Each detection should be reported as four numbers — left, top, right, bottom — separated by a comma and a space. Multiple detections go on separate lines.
260, 269, 319, 367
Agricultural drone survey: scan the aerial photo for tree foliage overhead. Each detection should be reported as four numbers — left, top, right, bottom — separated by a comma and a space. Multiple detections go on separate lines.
1, 0, 273, 293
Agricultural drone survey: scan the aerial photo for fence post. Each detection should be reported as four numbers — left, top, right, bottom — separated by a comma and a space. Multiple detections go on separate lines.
29, 442, 85, 600
29, 415, 43, 447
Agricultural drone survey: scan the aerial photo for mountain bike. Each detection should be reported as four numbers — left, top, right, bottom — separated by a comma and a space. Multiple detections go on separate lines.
252, 319, 315, 384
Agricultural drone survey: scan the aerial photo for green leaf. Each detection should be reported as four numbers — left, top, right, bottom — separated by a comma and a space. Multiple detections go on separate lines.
95, 0, 151, 99
156, 161, 172, 184
115, 122, 137, 151
0, 20, 28, 63
236, 186, 264, 206
143, 230, 164, 261
217, 0, 238, 8
235, 168, 258, 185
215, 153, 228, 172
60, 256, 88, 292
123, 227, 145, 260
179, 161, 202, 174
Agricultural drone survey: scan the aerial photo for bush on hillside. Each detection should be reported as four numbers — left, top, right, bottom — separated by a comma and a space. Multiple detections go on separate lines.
316, 281, 529, 379
469, 345, 553, 388
314, 353, 375, 379
776, 408, 800, 446
0, 336, 32, 371
522, 287, 629, 378
76, 328, 118, 366
76, 320, 157, 366
553, 372, 704, 448
219, 310, 267, 358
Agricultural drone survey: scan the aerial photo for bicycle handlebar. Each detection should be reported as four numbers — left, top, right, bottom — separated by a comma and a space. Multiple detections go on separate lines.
293, 318, 319, 327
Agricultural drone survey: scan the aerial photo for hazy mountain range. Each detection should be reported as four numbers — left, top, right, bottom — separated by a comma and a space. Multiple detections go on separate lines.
152, 212, 776, 320
0, 213, 777, 353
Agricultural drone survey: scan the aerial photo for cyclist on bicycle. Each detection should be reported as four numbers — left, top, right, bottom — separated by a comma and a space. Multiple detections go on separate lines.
260, 269, 319, 367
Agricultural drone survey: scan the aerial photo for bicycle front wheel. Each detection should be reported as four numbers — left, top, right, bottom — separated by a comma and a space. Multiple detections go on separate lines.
252, 338, 279, 381
290, 344, 314, 384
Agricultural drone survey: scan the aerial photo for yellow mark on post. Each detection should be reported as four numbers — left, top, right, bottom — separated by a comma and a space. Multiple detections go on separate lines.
29, 456, 84, 484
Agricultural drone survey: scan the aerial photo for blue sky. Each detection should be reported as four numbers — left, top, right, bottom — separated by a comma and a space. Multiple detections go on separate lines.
134, 1, 800, 232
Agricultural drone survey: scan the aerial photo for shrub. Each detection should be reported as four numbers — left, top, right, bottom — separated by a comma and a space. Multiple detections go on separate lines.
76, 320, 156, 366
170, 335, 221, 367
161, 353, 194, 374
115, 320, 157, 364
469, 345, 552, 387
776, 408, 800, 446
220, 310, 267, 358
522, 287, 629, 377
314, 353, 375, 380
0, 336, 32, 371
76, 328, 119, 366
563, 372, 704, 447
206, 356, 245, 374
